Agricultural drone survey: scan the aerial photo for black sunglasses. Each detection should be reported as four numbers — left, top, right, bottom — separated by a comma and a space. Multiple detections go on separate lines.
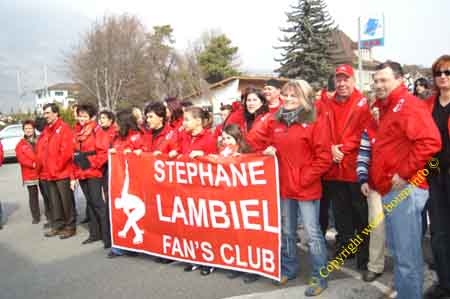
434, 69, 450, 77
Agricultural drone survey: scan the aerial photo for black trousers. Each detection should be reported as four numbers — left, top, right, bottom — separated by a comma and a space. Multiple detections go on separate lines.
38, 180, 53, 223
48, 179, 76, 230
27, 185, 40, 221
421, 201, 429, 238
79, 178, 107, 243
428, 170, 450, 290
323, 180, 369, 268
102, 169, 112, 248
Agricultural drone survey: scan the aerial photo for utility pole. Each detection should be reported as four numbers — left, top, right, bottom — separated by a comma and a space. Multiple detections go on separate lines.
44, 64, 49, 97
357, 17, 363, 91
16, 70, 22, 98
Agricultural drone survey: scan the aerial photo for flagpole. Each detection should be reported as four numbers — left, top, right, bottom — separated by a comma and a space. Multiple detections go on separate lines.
357, 16, 363, 91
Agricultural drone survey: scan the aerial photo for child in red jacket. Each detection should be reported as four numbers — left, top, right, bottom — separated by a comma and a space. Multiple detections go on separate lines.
217, 124, 251, 157
167, 106, 217, 159
107, 109, 144, 259
167, 107, 217, 273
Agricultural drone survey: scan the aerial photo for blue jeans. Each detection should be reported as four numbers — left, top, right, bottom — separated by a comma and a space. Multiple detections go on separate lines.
281, 198, 328, 284
111, 247, 125, 255
382, 185, 428, 299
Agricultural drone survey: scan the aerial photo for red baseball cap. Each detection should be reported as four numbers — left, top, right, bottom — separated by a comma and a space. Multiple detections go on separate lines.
335, 64, 354, 77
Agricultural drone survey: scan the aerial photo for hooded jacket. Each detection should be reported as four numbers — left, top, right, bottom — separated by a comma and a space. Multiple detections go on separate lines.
72, 121, 108, 180
369, 85, 441, 195
171, 128, 217, 155
36, 130, 49, 180
112, 130, 145, 152
41, 118, 74, 180
321, 88, 371, 182
15, 137, 39, 182
227, 110, 269, 134
143, 123, 175, 153
247, 106, 332, 201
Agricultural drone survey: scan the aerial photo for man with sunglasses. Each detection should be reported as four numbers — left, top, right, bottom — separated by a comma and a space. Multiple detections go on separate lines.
424, 55, 450, 299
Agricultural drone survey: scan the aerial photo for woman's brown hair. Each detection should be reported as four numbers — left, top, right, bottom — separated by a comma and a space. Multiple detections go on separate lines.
184, 106, 213, 129
222, 124, 251, 153
432, 55, 450, 92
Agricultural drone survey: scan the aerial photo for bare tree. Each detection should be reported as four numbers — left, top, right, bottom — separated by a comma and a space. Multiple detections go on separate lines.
67, 14, 147, 110
66, 14, 211, 110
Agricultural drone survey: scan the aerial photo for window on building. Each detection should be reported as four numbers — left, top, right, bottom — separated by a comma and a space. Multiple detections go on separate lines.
54, 91, 64, 96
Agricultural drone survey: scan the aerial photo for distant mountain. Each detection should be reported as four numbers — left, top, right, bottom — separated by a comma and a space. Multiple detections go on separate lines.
0, 0, 90, 113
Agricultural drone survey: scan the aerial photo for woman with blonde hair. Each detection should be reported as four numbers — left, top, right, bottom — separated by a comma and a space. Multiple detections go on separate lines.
247, 79, 331, 296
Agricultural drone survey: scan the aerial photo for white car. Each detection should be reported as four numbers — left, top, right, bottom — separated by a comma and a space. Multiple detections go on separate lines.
0, 124, 24, 159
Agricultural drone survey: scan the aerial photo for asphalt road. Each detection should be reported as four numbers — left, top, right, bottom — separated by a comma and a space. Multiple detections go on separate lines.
0, 161, 437, 299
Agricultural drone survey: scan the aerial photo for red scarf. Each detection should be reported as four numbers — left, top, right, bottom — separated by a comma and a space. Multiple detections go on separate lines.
76, 121, 97, 143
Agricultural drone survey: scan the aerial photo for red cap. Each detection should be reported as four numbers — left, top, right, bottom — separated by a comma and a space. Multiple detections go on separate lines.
335, 64, 354, 77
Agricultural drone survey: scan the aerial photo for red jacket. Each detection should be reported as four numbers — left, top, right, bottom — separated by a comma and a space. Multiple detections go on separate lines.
96, 124, 118, 152
73, 122, 81, 131
36, 131, 50, 180
112, 130, 145, 152
369, 85, 441, 195
213, 123, 224, 140
247, 113, 332, 201
226, 110, 270, 135
170, 118, 184, 131
366, 118, 378, 142
143, 123, 175, 152
15, 138, 39, 182
322, 88, 371, 182
73, 121, 108, 180
215, 103, 243, 138
268, 97, 284, 113
0, 141, 3, 166
171, 128, 217, 155
42, 118, 74, 180
315, 89, 329, 117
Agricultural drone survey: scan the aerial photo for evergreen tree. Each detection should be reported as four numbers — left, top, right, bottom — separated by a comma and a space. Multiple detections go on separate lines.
198, 34, 240, 84
275, 0, 337, 84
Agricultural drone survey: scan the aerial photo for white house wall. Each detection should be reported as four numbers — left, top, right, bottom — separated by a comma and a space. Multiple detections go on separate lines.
35, 89, 72, 112
191, 79, 240, 114
354, 70, 374, 92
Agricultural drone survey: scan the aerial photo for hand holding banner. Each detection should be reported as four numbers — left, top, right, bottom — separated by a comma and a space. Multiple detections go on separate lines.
109, 153, 281, 280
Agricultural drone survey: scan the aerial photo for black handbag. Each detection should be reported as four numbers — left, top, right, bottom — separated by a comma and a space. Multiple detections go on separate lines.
74, 151, 95, 170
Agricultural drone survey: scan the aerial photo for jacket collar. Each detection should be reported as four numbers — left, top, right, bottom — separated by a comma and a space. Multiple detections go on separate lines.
47, 118, 62, 133
191, 128, 209, 139
275, 104, 316, 125
332, 88, 361, 104
76, 121, 97, 141
379, 84, 408, 113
